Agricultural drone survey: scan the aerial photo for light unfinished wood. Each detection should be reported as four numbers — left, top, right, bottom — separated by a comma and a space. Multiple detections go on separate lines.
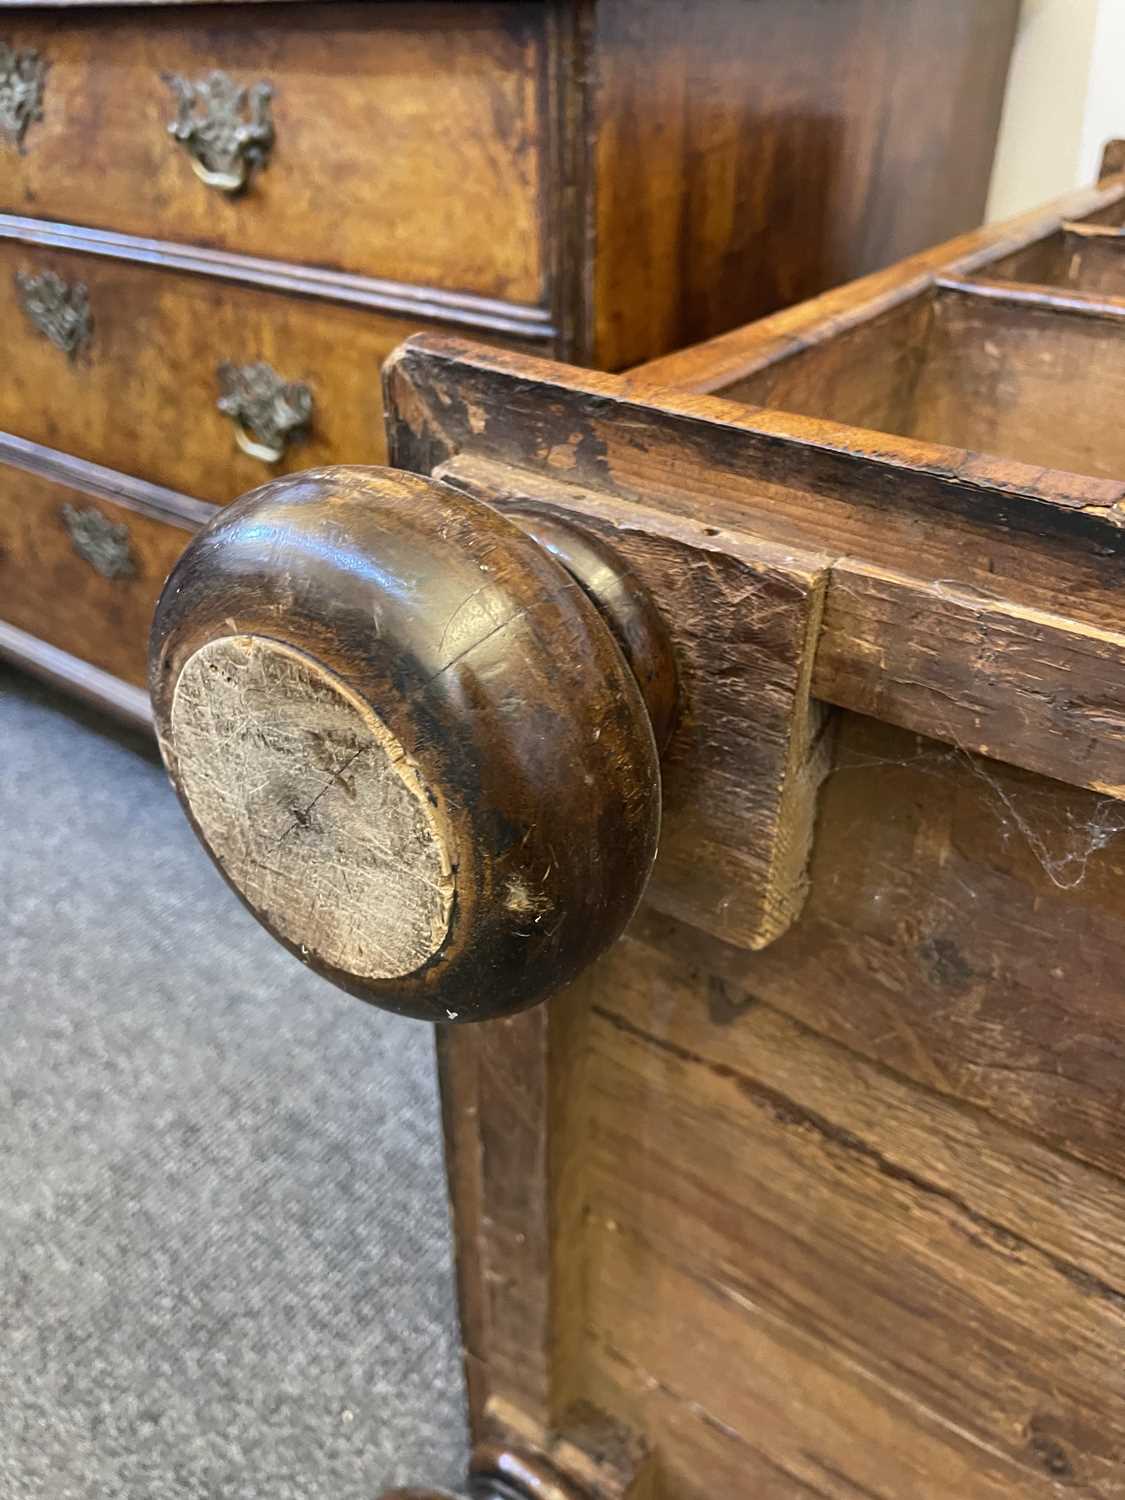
168, 635, 456, 979
435, 453, 833, 952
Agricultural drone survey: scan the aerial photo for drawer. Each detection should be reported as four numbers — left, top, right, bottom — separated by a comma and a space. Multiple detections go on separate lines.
983, 226, 1125, 300
0, 3, 545, 305
719, 281, 1125, 481
1, 240, 545, 502
0, 452, 201, 689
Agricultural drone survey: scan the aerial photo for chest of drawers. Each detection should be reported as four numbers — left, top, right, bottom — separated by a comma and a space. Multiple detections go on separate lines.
0, 0, 1019, 721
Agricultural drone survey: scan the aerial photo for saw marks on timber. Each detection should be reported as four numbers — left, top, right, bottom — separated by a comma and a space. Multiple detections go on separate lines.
170, 635, 455, 979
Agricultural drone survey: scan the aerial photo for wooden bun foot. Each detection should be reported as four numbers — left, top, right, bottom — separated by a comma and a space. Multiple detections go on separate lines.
375, 1445, 585, 1500
468, 1444, 585, 1499
376, 1490, 463, 1500
151, 465, 670, 1024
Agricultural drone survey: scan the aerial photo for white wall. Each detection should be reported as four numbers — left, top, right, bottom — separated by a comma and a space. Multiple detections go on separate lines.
986, 0, 1125, 220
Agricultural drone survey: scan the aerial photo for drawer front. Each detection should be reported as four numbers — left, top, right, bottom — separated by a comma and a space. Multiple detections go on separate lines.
0, 462, 196, 688
0, 241, 544, 502
0, 3, 545, 305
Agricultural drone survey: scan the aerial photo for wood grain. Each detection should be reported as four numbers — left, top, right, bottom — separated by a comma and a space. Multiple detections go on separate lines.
815, 560, 1125, 797
0, 239, 544, 503
437, 454, 833, 951
907, 286, 1125, 479
385, 335, 1125, 800
576, 909, 1125, 1496
716, 281, 1125, 481
0, 215, 559, 341
633, 172, 1125, 393
588, 0, 1020, 368
984, 226, 1125, 300
0, 3, 546, 304
438, 707, 1125, 1494
170, 635, 456, 979
0, 619, 153, 731
409, 155, 1125, 1500
627, 712, 1125, 1177
152, 466, 661, 1023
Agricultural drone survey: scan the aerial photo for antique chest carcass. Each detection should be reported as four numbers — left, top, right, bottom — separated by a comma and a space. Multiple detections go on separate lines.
147, 155, 1125, 1497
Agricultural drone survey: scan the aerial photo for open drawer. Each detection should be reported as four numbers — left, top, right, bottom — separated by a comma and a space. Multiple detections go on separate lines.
636, 150, 1125, 483
134, 147, 1125, 1500
355, 152, 1125, 1500
710, 279, 1125, 480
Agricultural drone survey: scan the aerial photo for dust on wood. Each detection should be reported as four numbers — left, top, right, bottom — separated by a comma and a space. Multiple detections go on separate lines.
169, 635, 455, 979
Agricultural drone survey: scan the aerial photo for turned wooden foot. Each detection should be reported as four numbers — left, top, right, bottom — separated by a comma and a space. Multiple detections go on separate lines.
377, 1490, 462, 1500
377, 1444, 585, 1500
377, 1490, 463, 1500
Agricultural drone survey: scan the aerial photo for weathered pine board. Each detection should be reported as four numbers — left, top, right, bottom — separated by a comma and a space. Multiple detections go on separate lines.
817, 561, 1125, 798
561, 900, 1125, 1496
633, 711, 1125, 1178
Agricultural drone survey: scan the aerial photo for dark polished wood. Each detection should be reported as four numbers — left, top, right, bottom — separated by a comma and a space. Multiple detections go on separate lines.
588, 0, 1020, 368
150, 467, 665, 1023
469, 1444, 588, 1500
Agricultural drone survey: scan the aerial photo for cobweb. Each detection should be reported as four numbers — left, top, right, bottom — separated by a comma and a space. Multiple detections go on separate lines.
829, 724, 1125, 892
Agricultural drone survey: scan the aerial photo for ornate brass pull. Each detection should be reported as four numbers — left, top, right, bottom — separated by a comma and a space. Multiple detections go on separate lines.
62, 504, 135, 580
164, 70, 274, 194
16, 270, 92, 356
217, 361, 312, 463
0, 40, 47, 152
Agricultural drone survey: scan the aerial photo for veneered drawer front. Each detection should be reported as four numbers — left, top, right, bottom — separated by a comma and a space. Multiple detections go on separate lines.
0, 3, 545, 305
0, 462, 200, 688
1, 241, 543, 503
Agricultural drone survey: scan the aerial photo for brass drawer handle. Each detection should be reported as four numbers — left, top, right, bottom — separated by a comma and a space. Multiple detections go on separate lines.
217, 361, 312, 463
16, 269, 92, 356
62, 504, 135, 580
0, 40, 47, 152
164, 70, 274, 194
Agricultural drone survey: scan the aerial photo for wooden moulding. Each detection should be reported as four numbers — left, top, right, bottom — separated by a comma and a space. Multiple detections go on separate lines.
0, 217, 558, 343
0, 620, 153, 733
436, 1000, 657, 1500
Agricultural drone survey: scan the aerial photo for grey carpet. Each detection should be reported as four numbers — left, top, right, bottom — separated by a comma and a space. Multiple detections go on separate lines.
0, 664, 468, 1499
